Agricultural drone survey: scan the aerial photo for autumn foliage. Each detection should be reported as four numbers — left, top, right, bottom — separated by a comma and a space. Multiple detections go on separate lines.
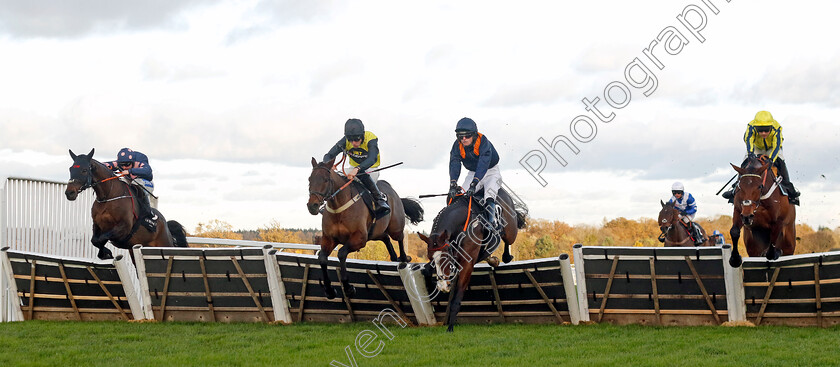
192, 216, 839, 263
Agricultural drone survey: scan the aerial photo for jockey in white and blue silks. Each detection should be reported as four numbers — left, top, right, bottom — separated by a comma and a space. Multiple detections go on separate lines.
667, 182, 705, 245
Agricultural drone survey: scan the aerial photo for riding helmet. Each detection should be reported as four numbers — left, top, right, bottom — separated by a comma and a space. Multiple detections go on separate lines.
344, 118, 365, 138
116, 148, 135, 164
671, 182, 684, 192
751, 110, 777, 126
455, 117, 478, 134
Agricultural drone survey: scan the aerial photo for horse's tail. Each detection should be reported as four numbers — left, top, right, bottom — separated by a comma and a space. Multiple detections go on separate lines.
167, 220, 189, 247
515, 203, 528, 229
400, 198, 424, 225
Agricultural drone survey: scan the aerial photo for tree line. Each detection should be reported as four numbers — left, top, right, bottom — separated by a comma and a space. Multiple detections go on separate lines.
191, 216, 839, 263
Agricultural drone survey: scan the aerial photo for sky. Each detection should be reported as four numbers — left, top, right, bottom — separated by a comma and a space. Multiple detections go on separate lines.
1, 0, 840, 235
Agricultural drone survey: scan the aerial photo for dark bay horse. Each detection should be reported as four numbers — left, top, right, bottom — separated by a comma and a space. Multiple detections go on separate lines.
728, 155, 796, 267
657, 200, 713, 247
307, 157, 424, 299
64, 149, 188, 260
417, 190, 527, 332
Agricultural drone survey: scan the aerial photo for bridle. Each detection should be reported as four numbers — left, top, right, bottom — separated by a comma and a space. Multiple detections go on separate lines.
69, 162, 129, 202
308, 165, 335, 206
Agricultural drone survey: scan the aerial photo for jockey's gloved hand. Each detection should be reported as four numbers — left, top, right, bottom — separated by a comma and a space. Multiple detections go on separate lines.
679, 210, 688, 216
464, 180, 478, 197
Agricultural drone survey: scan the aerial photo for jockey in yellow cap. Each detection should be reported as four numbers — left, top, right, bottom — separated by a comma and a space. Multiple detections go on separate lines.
722, 111, 799, 205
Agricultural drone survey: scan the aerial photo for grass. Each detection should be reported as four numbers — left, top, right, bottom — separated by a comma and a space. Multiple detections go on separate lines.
1, 321, 838, 366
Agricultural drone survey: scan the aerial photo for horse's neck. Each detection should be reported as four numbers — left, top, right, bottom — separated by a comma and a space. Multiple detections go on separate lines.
432, 201, 468, 237
90, 159, 124, 200
327, 171, 354, 204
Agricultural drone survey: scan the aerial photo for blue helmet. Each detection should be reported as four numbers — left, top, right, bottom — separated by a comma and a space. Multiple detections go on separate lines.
713, 230, 722, 236
116, 148, 135, 164
455, 117, 477, 134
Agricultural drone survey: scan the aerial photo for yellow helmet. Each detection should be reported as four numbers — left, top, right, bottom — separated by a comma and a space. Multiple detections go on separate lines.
751, 110, 777, 126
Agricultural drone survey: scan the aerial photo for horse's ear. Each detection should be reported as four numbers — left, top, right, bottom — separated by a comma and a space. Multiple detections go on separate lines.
440, 229, 449, 241
311, 157, 318, 167
69, 149, 77, 160
758, 160, 771, 174
417, 233, 430, 244
88, 148, 94, 159
730, 163, 744, 175
660, 200, 665, 208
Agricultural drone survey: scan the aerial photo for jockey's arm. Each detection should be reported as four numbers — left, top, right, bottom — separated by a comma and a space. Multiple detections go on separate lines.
448, 141, 462, 182
322, 138, 346, 163
743, 125, 756, 155
684, 194, 697, 215
769, 127, 783, 161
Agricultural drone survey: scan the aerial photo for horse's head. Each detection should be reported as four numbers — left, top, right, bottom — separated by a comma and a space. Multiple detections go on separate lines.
65, 148, 95, 201
418, 230, 458, 293
658, 200, 679, 234
307, 157, 336, 215
731, 158, 772, 226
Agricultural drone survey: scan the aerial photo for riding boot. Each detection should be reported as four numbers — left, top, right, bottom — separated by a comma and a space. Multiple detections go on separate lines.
775, 159, 800, 205
359, 174, 391, 219
485, 197, 501, 231
721, 184, 736, 203
691, 223, 705, 246
134, 186, 157, 231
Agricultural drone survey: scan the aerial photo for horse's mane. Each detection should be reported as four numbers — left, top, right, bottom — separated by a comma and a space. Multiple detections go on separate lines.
431, 196, 470, 235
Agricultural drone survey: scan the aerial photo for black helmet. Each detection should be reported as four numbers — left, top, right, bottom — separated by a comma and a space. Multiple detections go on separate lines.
344, 118, 365, 141
455, 117, 477, 136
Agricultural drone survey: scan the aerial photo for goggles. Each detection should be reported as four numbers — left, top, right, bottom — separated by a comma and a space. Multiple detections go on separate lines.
347, 135, 364, 142
672, 190, 684, 195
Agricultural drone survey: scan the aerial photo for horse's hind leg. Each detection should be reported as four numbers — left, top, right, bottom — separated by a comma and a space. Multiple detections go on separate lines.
337, 245, 356, 298
379, 236, 399, 262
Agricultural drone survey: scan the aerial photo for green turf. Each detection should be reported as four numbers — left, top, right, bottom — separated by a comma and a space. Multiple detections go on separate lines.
0, 321, 838, 366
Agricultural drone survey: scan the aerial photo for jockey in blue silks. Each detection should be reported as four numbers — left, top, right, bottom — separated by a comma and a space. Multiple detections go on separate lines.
668, 182, 705, 246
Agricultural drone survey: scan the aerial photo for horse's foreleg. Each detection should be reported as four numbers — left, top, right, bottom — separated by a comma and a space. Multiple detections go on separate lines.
91, 225, 114, 260
337, 245, 356, 298
767, 222, 784, 261
319, 238, 337, 300
446, 264, 475, 332
729, 211, 744, 267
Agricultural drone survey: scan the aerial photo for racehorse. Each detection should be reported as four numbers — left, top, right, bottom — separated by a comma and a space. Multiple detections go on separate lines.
727, 155, 796, 267
307, 157, 424, 299
657, 200, 713, 247
64, 149, 188, 260
417, 189, 527, 332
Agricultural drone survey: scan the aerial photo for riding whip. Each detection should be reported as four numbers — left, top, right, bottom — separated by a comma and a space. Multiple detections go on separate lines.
716, 174, 738, 195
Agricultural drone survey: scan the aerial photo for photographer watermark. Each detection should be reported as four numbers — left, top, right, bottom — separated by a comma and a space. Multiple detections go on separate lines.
329, 308, 408, 367
519, 0, 732, 186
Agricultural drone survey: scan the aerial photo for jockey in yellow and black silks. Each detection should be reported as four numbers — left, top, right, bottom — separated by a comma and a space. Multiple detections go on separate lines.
448, 117, 502, 229
723, 110, 799, 205
322, 118, 390, 218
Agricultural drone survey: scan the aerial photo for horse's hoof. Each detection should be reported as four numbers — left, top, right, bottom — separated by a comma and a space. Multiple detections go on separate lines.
446, 324, 454, 332
485, 256, 500, 268
729, 255, 743, 268
403, 255, 412, 263
97, 249, 114, 260
324, 287, 337, 300
502, 253, 514, 264
767, 248, 781, 261
389, 256, 399, 262
343, 285, 356, 298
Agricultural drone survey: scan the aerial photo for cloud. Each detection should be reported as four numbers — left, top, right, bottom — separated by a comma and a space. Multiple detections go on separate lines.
225, 0, 339, 44
0, 0, 219, 39
731, 56, 840, 107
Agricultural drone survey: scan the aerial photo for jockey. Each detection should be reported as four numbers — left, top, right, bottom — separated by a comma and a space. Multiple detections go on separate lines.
103, 148, 157, 229
722, 110, 799, 205
668, 182, 705, 246
710, 230, 726, 246
448, 117, 502, 229
323, 118, 390, 219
